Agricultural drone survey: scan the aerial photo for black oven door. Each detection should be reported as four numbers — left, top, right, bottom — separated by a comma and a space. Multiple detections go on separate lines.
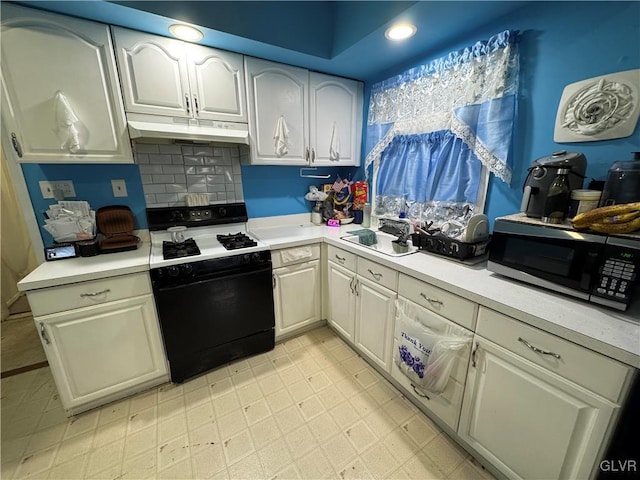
152, 257, 275, 383
488, 222, 606, 296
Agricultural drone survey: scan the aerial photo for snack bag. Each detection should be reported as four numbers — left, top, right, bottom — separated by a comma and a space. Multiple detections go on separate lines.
353, 181, 368, 210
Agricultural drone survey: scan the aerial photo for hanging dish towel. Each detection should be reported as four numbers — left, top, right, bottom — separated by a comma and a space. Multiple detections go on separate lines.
273, 115, 290, 157
54, 91, 81, 153
329, 121, 341, 161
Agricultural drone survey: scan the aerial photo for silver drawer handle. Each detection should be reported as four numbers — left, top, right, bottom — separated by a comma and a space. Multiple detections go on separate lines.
411, 384, 430, 400
80, 289, 111, 298
518, 337, 561, 359
335, 255, 346, 263
471, 341, 479, 368
367, 269, 382, 280
39, 322, 50, 345
420, 292, 443, 306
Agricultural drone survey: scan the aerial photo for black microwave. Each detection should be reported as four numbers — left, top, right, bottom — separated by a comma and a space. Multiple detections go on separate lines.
488, 219, 640, 311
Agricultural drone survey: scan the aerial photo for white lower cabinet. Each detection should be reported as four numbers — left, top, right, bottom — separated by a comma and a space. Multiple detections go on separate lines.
326, 245, 397, 372
28, 273, 168, 415
458, 307, 632, 480
354, 276, 395, 371
327, 260, 356, 342
272, 244, 322, 339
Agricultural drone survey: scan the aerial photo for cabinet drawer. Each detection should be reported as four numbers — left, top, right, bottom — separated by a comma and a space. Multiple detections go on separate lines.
476, 307, 632, 403
391, 340, 464, 431
398, 274, 477, 330
272, 244, 320, 269
27, 272, 152, 317
327, 245, 356, 271
357, 257, 398, 291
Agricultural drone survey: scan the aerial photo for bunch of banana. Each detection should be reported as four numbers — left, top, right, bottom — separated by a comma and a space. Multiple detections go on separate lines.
572, 202, 640, 234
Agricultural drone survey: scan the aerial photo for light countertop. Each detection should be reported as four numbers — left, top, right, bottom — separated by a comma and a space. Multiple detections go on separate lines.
250, 220, 640, 368
17, 242, 151, 291
17, 215, 640, 367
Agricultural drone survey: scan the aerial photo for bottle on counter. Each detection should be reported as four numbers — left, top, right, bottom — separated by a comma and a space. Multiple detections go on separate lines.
567, 189, 602, 219
311, 202, 322, 225
362, 203, 371, 228
542, 168, 571, 224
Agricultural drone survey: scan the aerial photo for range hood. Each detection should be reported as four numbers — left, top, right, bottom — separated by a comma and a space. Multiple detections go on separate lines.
126, 113, 249, 144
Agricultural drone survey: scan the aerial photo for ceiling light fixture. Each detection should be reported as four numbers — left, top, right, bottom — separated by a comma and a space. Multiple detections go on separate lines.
169, 24, 203, 42
385, 23, 417, 41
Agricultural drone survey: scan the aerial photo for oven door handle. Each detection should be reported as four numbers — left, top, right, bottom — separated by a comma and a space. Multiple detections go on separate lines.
153, 264, 273, 292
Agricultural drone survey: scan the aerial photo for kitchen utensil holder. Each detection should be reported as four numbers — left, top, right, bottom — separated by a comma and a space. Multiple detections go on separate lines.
411, 232, 490, 261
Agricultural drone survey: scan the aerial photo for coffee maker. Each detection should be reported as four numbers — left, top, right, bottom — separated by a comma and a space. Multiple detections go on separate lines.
521, 151, 587, 218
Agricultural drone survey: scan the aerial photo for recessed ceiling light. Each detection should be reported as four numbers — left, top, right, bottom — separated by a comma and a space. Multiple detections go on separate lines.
385, 23, 417, 41
169, 24, 203, 42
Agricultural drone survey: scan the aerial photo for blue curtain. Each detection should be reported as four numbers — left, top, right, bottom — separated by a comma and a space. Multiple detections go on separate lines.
377, 132, 481, 204
365, 29, 520, 229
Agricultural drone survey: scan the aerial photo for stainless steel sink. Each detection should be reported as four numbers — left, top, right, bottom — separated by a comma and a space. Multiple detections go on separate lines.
340, 231, 418, 257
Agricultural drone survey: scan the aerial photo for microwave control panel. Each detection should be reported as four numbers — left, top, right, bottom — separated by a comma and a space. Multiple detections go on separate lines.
594, 246, 638, 304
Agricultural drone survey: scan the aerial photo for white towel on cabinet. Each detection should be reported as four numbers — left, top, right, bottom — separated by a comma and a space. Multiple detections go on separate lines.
329, 121, 340, 161
274, 115, 290, 157
54, 91, 81, 153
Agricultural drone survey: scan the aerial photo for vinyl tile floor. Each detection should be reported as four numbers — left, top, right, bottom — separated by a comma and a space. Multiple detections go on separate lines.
1, 315, 47, 374
0, 326, 496, 480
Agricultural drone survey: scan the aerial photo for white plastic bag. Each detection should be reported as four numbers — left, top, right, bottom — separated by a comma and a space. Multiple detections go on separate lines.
394, 298, 472, 394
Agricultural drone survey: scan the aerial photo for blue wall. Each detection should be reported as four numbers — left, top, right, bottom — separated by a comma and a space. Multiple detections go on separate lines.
241, 165, 360, 218
21, 163, 147, 246
21, 161, 360, 245
367, 1, 640, 226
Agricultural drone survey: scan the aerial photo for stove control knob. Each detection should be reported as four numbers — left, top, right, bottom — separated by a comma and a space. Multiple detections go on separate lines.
251, 252, 262, 263
180, 263, 193, 276
218, 207, 227, 218
165, 265, 180, 277
241, 254, 251, 264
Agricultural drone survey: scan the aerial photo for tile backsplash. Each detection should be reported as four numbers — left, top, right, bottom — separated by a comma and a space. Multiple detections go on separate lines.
133, 142, 248, 208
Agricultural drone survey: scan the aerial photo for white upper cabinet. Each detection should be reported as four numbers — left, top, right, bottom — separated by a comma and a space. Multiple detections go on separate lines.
245, 57, 363, 166
310, 72, 362, 166
0, 4, 132, 163
245, 58, 308, 165
112, 27, 247, 123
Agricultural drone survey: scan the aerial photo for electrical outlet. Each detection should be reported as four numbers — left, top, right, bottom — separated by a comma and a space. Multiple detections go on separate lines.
39, 180, 76, 199
111, 179, 128, 197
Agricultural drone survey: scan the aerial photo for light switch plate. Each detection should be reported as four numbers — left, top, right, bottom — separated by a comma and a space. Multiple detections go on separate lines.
39, 180, 75, 199
111, 179, 128, 197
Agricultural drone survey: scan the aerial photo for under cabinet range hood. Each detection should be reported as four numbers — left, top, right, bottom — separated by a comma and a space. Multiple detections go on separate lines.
126, 113, 249, 145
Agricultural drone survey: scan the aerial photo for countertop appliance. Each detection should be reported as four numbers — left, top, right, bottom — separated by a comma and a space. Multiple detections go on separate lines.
147, 203, 274, 383
599, 153, 640, 207
521, 151, 587, 218
488, 216, 640, 311
96, 205, 140, 253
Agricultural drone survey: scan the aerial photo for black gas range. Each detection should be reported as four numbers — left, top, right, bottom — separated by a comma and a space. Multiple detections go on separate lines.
147, 203, 275, 383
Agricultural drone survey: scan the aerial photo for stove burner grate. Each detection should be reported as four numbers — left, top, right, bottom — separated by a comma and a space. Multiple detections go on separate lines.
217, 232, 258, 250
163, 238, 201, 259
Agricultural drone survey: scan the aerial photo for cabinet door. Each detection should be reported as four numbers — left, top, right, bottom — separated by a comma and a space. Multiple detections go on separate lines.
309, 72, 363, 167
37, 295, 168, 412
273, 260, 321, 338
245, 57, 308, 165
459, 337, 618, 480
327, 261, 356, 342
0, 5, 132, 163
355, 276, 396, 372
187, 44, 247, 123
111, 26, 190, 118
